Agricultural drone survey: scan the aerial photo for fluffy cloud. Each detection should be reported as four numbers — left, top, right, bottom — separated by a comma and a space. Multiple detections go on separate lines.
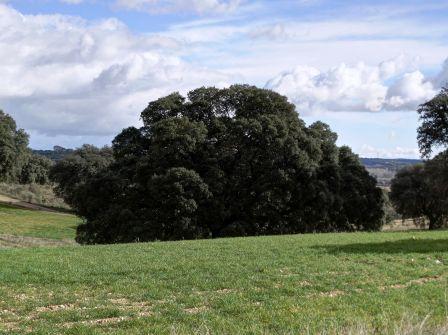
2, 2, 448, 154
0, 4, 231, 139
386, 71, 436, 110
359, 144, 419, 159
115, 0, 242, 14
266, 55, 447, 115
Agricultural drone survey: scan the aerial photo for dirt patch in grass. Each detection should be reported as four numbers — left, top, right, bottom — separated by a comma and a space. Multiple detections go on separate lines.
63, 316, 130, 328
36, 304, 77, 312
318, 289, 345, 298
380, 275, 444, 291
215, 288, 237, 294
184, 306, 209, 314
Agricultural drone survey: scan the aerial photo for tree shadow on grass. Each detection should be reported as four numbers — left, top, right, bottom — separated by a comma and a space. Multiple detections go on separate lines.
316, 238, 448, 254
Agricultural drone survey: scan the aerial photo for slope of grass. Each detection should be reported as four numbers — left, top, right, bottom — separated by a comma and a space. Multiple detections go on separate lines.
0, 183, 69, 210
0, 203, 80, 240
0, 183, 70, 210
0, 231, 447, 334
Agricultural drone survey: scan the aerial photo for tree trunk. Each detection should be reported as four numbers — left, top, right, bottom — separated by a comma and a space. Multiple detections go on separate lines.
428, 215, 443, 230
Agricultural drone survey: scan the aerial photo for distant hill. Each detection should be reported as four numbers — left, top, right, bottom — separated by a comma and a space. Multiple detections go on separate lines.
360, 158, 422, 169
33, 146, 74, 161
360, 158, 422, 187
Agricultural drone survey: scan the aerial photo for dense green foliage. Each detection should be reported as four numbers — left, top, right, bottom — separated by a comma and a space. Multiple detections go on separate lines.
391, 87, 448, 229
390, 151, 448, 230
19, 154, 52, 184
49, 144, 113, 208
0, 111, 29, 182
52, 85, 384, 244
0, 231, 447, 334
417, 87, 448, 157
0, 110, 53, 185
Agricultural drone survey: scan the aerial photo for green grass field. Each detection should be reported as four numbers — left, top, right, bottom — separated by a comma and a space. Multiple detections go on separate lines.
0, 229, 447, 334
0, 203, 79, 241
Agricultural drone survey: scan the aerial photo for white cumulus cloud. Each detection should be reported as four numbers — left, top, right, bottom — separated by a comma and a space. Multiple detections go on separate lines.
265, 55, 447, 115
0, 4, 231, 140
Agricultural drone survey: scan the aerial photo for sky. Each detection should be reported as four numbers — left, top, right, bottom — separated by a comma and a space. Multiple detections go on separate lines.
0, 0, 447, 158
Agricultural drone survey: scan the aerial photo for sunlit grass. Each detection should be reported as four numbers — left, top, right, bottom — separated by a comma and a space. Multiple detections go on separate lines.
0, 230, 447, 334
0, 203, 80, 240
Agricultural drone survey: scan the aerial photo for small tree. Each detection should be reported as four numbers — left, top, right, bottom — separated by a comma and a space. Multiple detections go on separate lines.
390, 164, 446, 230
0, 110, 29, 182
394, 87, 448, 229
20, 154, 52, 185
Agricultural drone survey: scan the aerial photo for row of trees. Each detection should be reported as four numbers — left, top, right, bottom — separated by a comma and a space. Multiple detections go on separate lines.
51, 85, 386, 244
391, 88, 448, 229
3, 85, 446, 242
0, 111, 52, 185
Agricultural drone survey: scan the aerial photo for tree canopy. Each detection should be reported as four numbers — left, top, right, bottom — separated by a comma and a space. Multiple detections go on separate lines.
51, 85, 385, 244
0, 110, 29, 182
0, 110, 56, 185
417, 87, 448, 157
50, 145, 114, 208
391, 87, 448, 229
390, 157, 447, 229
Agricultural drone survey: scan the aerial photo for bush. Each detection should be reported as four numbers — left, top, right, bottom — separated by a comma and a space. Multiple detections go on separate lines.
390, 151, 448, 230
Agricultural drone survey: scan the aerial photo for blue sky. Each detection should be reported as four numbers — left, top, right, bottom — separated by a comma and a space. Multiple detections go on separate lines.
1, 0, 448, 157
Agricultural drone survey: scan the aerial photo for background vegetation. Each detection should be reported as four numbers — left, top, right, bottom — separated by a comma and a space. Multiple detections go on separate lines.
0, 183, 69, 209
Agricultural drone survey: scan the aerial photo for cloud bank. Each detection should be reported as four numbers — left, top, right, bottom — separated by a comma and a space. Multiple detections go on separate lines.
0, 4, 230, 139
1, 1, 447, 158
265, 55, 447, 115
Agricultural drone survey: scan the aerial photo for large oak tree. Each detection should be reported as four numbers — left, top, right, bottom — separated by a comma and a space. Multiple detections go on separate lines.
52, 85, 385, 244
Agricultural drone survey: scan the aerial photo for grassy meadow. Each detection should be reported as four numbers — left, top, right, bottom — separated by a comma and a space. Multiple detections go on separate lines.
0, 203, 79, 241
0, 227, 447, 334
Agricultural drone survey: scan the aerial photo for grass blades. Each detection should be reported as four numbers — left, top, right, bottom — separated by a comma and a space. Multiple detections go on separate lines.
0, 231, 447, 334
0, 203, 80, 241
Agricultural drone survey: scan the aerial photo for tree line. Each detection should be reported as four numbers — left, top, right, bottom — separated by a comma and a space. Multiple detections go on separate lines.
2, 85, 446, 244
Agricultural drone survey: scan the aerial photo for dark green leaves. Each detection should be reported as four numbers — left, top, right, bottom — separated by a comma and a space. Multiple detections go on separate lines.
53, 85, 385, 244
0, 110, 30, 182
417, 87, 448, 158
